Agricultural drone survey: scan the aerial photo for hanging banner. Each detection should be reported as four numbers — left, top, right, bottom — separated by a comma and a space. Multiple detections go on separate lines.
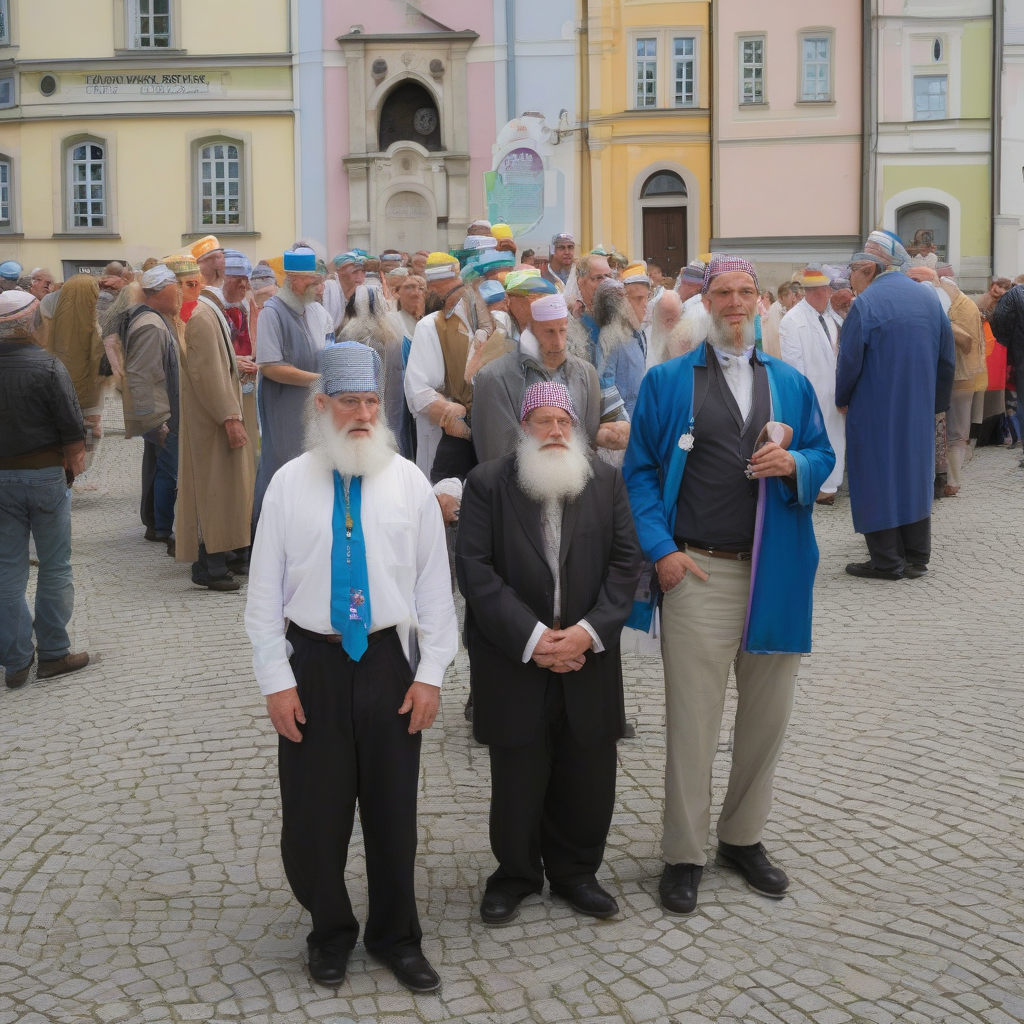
485, 147, 545, 237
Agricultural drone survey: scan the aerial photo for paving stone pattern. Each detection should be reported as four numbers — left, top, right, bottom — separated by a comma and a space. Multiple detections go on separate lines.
2, 405, 1022, 1024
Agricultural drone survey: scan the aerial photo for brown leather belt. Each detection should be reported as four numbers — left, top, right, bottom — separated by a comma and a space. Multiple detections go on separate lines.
288, 622, 397, 647
683, 543, 752, 562
0, 449, 64, 470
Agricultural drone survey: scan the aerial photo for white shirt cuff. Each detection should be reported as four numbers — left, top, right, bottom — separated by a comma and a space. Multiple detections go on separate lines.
578, 618, 604, 654
522, 620, 547, 663
432, 477, 463, 502
413, 659, 445, 688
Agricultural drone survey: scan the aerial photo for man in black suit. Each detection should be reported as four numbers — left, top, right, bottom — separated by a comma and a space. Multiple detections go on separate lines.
455, 381, 642, 925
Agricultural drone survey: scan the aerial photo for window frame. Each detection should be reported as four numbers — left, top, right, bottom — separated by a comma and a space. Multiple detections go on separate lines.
913, 74, 947, 121
0, 158, 11, 228
66, 138, 109, 232
118, 0, 182, 52
626, 28, 703, 112
738, 34, 767, 107
634, 37, 658, 109
0, 0, 10, 46
198, 139, 243, 230
672, 36, 698, 109
189, 133, 254, 235
0, 74, 15, 109
798, 32, 833, 103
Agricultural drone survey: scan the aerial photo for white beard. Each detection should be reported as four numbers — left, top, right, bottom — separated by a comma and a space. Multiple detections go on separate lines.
279, 283, 316, 313
650, 302, 711, 364
707, 310, 756, 356
515, 429, 594, 504
305, 405, 396, 479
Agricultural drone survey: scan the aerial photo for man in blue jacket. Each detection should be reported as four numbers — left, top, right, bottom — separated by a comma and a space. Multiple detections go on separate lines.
623, 255, 834, 916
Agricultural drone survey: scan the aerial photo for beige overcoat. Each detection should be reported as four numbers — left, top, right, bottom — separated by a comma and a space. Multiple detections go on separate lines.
175, 290, 255, 562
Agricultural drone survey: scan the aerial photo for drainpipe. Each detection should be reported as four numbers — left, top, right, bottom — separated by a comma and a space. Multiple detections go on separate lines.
505, 0, 516, 121
708, 1, 715, 246
991, 0, 1002, 278
579, 0, 593, 249
860, 0, 874, 238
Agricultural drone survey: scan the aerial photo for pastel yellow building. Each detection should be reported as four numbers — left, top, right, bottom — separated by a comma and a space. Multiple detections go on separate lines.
583, 0, 711, 278
0, 0, 295, 279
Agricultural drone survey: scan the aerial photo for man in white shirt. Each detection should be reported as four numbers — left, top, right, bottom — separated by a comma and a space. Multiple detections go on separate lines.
321, 252, 366, 331
778, 267, 846, 503
246, 341, 457, 993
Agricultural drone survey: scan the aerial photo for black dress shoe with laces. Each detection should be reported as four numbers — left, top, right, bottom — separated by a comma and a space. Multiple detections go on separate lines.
716, 841, 789, 898
845, 560, 903, 581
659, 862, 703, 915
370, 948, 441, 993
308, 943, 350, 986
549, 881, 619, 918
480, 889, 527, 925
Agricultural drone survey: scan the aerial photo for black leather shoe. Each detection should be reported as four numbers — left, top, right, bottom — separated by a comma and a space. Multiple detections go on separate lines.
659, 862, 703, 915
903, 563, 928, 579
308, 943, 349, 986
550, 881, 618, 918
191, 572, 241, 592
225, 557, 249, 576
480, 889, 526, 925
716, 841, 789, 898
370, 948, 441, 993
845, 561, 903, 581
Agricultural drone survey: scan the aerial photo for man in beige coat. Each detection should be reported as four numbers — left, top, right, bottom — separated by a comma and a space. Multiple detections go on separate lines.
176, 252, 255, 591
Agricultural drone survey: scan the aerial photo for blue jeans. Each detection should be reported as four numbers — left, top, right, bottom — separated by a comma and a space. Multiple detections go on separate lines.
0, 466, 74, 671
153, 431, 178, 535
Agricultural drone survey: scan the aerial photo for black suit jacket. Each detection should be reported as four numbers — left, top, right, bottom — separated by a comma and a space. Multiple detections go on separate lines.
455, 454, 643, 748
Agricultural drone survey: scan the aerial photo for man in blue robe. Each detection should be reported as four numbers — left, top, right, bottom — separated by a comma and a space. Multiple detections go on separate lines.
836, 240, 955, 580
624, 255, 834, 916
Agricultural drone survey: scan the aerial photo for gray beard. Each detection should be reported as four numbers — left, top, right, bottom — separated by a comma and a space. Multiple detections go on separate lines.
650, 303, 710, 364
279, 283, 315, 313
305, 405, 396, 479
707, 310, 756, 355
515, 429, 594, 504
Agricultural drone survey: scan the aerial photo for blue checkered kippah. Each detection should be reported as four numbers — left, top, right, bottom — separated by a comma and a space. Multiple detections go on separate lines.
321, 341, 381, 396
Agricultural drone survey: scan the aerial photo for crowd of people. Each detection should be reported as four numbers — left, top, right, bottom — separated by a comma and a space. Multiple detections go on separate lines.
1, 217, 1022, 993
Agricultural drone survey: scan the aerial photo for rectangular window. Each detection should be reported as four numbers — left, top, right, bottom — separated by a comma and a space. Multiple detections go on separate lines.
200, 142, 241, 227
0, 0, 9, 46
740, 37, 765, 105
70, 143, 106, 228
134, 0, 170, 47
914, 74, 947, 120
0, 76, 12, 108
673, 37, 696, 107
635, 38, 658, 108
0, 161, 10, 226
801, 36, 830, 101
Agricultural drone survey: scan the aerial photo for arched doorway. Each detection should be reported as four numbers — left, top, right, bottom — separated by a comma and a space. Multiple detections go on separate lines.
897, 202, 949, 261
378, 81, 442, 153
639, 171, 687, 278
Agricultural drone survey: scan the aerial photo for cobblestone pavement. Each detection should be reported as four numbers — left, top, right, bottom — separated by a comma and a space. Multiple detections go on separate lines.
2, 401, 1023, 1024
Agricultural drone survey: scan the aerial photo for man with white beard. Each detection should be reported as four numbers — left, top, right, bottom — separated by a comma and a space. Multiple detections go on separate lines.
253, 247, 328, 525
624, 255, 834, 916
647, 288, 710, 367
455, 382, 642, 926
245, 341, 457, 992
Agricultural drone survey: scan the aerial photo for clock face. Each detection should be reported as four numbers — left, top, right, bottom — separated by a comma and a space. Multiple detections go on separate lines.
413, 107, 438, 135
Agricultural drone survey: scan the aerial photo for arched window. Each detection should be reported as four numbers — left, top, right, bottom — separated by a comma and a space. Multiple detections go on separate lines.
897, 202, 949, 261
641, 171, 687, 197
378, 81, 442, 153
67, 139, 106, 229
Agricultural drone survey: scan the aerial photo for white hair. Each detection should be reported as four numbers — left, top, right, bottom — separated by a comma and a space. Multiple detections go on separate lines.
515, 425, 593, 504
304, 400, 397, 479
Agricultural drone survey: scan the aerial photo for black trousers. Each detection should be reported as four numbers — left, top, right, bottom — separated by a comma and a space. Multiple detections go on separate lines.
140, 439, 158, 529
864, 516, 931, 573
279, 626, 423, 954
486, 674, 617, 898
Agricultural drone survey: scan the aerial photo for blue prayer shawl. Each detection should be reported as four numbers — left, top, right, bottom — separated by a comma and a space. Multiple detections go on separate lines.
623, 343, 835, 654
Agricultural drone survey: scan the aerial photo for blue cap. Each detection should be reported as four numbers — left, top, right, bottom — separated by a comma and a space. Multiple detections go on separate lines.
350, 248, 369, 259
479, 280, 506, 305
475, 250, 516, 273
321, 341, 381, 396
0, 260, 23, 280
223, 249, 252, 278
332, 252, 357, 266
283, 247, 317, 273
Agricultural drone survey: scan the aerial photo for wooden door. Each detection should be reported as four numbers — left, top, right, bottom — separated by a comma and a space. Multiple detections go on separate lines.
642, 206, 687, 279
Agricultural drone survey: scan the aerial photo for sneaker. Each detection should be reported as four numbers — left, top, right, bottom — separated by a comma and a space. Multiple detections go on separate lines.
37, 652, 90, 680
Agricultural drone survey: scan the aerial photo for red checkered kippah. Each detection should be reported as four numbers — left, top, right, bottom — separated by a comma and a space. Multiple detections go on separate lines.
520, 381, 578, 424
702, 254, 759, 294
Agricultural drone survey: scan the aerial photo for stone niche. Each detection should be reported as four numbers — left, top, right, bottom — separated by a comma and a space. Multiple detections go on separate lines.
339, 30, 478, 254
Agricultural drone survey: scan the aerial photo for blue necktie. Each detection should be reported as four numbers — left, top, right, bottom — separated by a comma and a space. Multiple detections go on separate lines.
330, 471, 371, 661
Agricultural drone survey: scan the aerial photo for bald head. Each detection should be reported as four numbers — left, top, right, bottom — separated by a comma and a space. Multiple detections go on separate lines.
653, 289, 683, 332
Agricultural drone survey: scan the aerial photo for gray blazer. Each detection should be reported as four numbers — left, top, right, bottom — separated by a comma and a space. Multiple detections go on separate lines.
471, 339, 601, 464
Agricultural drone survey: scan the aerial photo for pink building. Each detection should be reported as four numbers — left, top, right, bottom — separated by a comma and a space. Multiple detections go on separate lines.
711, 1, 863, 285
322, 3, 497, 256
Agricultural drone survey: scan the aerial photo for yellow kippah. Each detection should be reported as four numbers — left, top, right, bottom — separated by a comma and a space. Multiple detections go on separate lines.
621, 262, 650, 284
426, 251, 458, 266
491, 223, 514, 240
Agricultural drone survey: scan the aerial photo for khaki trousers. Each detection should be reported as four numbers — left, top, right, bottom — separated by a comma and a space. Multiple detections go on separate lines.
660, 554, 800, 866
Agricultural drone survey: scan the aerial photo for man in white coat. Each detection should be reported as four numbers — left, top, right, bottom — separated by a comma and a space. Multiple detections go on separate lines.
778, 267, 845, 504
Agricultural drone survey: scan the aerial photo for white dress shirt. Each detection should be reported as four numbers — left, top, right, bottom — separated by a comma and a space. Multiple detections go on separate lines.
711, 345, 755, 420
322, 278, 347, 331
245, 451, 458, 695
403, 303, 470, 477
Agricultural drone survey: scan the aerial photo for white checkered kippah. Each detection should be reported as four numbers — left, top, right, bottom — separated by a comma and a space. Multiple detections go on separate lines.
321, 341, 381, 396
520, 381, 578, 424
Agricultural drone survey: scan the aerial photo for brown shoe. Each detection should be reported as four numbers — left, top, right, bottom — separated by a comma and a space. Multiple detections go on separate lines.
815, 492, 836, 506
37, 652, 90, 679
5, 652, 34, 689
